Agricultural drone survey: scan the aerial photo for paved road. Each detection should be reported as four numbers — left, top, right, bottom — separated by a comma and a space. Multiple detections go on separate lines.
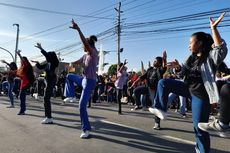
0, 96, 229, 153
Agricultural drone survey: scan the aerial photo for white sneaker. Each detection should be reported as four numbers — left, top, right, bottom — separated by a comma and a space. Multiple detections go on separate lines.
149, 107, 167, 120
153, 123, 161, 130
41, 117, 53, 124
63, 97, 76, 103
70, 97, 76, 103
33, 93, 38, 99
198, 119, 230, 138
80, 130, 90, 139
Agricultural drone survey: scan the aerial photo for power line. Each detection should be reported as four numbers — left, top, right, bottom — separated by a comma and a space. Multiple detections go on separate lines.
0, 2, 114, 20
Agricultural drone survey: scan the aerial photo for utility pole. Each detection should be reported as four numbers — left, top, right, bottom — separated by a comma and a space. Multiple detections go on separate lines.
115, 2, 122, 67
13, 24, 19, 63
115, 2, 123, 115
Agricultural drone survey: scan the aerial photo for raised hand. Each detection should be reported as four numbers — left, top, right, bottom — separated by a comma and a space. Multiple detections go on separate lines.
69, 19, 80, 30
16, 50, 21, 55
167, 59, 180, 68
124, 59, 128, 65
210, 12, 225, 29
35, 43, 43, 50
0, 60, 6, 63
163, 50, 167, 59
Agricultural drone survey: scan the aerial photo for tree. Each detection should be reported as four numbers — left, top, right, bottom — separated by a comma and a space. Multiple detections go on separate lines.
107, 64, 117, 76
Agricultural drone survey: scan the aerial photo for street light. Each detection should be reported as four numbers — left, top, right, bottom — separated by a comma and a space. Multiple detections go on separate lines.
13, 23, 19, 63
0, 46, 15, 62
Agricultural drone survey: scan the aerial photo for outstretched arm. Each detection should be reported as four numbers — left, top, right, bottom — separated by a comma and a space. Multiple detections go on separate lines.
210, 12, 225, 47
118, 59, 127, 72
70, 19, 93, 54
0, 60, 10, 66
35, 43, 51, 61
162, 50, 167, 68
16, 50, 24, 62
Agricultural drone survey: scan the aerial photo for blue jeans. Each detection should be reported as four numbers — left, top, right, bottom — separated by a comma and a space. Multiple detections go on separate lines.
168, 93, 186, 114
8, 82, 14, 106
2, 81, 8, 94
140, 88, 156, 107
153, 79, 190, 111
154, 79, 210, 153
64, 74, 96, 131
19, 86, 29, 113
192, 95, 210, 153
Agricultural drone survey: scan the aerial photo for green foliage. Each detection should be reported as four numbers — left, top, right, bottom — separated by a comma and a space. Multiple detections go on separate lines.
136, 71, 143, 76
107, 64, 117, 76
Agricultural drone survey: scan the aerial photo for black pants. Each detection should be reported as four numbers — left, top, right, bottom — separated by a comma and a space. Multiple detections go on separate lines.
44, 77, 55, 118
219, 83, 230, 125
133, 86, 149, 106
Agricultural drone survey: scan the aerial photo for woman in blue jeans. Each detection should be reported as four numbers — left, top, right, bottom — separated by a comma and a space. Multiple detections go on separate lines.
64, 19, 98, 139
0, 60, 17, 108
149, 13, 228, 153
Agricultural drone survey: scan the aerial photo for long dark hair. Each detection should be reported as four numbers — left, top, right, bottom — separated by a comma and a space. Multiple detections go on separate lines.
9, 62, 17, 70
22, 56, 35, 84
191, 32, 214, 64
87, 35, 97, 48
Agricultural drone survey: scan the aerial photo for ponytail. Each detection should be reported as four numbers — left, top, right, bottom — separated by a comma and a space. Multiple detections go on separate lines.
191, 32, 214, 64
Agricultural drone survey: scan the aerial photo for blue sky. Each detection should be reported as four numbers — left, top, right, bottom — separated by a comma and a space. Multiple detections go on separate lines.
0, 0, 229, 72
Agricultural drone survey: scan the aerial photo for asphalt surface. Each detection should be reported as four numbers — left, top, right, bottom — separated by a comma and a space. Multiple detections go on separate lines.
0, 95, 229, 153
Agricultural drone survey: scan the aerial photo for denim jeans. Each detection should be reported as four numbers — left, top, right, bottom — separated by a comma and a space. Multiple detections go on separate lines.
154, 78, 210, 153
153, 79, 190, 111
140, 88, 155, 108
168, 93, 186, 114
192, 95, 210, 153
19, 86, 30, 113
2, 81, 8, 94
8, 82, 14, 106
64, 74, 96, 131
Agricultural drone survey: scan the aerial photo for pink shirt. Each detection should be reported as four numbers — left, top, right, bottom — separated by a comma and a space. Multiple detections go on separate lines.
79, 48, 99, 80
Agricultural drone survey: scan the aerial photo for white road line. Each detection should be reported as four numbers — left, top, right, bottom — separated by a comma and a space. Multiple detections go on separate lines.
98, 119, 195, 145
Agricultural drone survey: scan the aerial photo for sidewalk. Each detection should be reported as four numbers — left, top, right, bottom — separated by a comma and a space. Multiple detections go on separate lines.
0, 96, 229, 153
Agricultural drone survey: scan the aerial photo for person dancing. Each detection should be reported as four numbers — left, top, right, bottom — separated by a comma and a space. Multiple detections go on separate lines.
64, 19, 98, 139
149, 13, 227, 153
32, 43, 59, 124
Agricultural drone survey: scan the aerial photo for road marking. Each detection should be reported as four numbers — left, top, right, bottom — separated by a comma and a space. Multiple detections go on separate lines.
98, 119, 195, 145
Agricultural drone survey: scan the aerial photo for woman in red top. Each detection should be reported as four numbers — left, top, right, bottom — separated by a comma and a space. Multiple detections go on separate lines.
16, 50, 34, 115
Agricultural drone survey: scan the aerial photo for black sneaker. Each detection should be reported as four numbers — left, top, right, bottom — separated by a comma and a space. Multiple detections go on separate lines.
17, 112, 25, 115
131, 106, 142, 111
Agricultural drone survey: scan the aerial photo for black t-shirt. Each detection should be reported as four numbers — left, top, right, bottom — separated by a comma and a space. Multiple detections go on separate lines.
185, 55, 209, 101
140, 67, 166, 89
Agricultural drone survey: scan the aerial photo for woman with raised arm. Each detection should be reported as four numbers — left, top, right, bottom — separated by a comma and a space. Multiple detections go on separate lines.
115, 59, 128, 114
64, 19, 99, 139
16, 50, 35, 115
148, 13, 227, 153
32, 43, 59, 124
0, 60, 17, 108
